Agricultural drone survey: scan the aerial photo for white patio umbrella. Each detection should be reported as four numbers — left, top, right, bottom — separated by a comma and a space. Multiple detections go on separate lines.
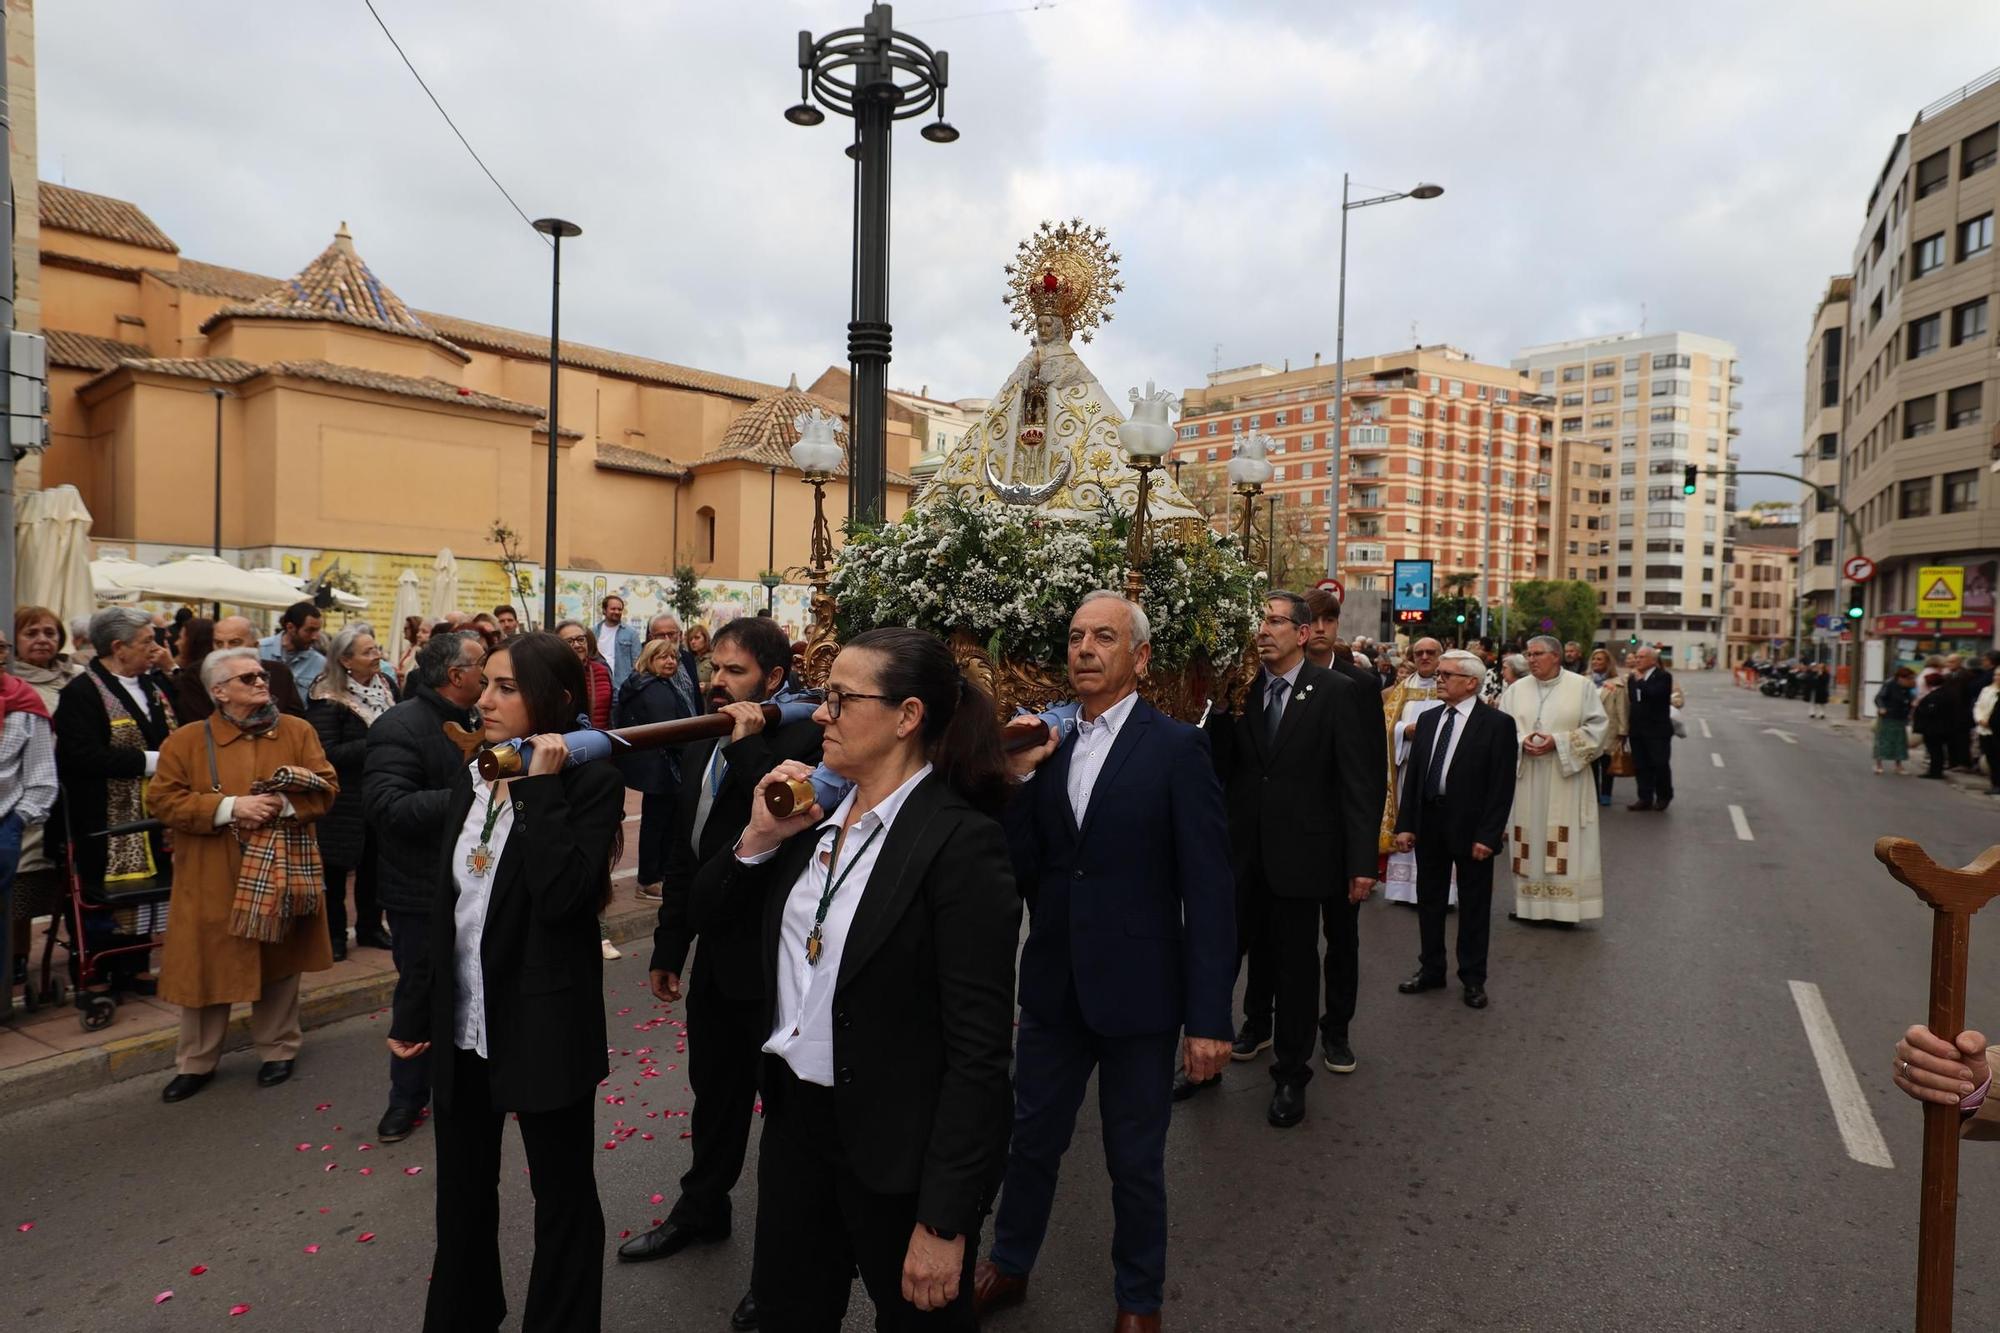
392, 568, 423, 632
89, 555, 149, 602
126, 554, 302, 611
429, 548, 460, 619
248, 567, 368, 612
15, 485, 99, 630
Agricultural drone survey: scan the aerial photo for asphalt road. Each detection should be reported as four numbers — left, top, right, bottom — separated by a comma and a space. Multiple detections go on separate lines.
7, 670, 2000, 1331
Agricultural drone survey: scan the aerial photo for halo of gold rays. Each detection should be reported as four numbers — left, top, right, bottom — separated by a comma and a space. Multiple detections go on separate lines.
1002, 217, 1124, 344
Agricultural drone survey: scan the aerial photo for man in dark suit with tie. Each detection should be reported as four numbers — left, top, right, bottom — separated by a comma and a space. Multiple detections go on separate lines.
1624, 645, 1676, 812
1392, 649, 1517, 1008
618, 616, 821, 1331
1205, 592, 1381, 1129
972, 591, 1234, 1333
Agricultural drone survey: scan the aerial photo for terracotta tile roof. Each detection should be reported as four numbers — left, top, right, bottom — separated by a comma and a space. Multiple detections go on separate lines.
76, 354, 551, 422
149, 258, 284, 301
201, 225, 470, 363
82, 356, 261, 387
596, 442, 690, 480
695, 377, 912, 485
40, 182, 178, 254
45, 329, 142, 372
414, 309, 779, 401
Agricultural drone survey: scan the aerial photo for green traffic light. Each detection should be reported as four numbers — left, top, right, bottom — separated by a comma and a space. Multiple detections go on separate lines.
1455, 613, 1466, 623
1846, 606, 1864, 619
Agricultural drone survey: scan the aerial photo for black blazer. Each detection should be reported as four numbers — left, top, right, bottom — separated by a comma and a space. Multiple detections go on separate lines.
1004, 696, 1235, 1041
53, 661, 178, 890
1207, 661, 1384, 895
1628, 668, 1676, 739
389, 760, 626, 1115
1392, 700, 1517, 857
690, 772, 1020, 1235
306, 681, 400, 869
650, 715, 825, 1002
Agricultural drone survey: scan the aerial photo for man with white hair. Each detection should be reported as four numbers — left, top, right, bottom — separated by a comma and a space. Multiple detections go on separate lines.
1498, 636, 1610, 924
1392, 649, 1516, 1008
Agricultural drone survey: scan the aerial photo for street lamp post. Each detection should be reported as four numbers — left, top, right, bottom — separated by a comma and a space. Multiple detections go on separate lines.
532, 217, 581, 631
766, 464, 780, 611
786, 3, 957, 527
1327, 175, 1443, 581
210, 386, 225, 619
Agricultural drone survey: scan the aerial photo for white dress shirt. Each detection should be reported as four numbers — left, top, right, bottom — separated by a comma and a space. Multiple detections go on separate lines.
449, 762, 517, 1058
743, 762, 932, 1087
1065, 689, 1139, 826
597, 622, 620, 667
1428, 695, 1477, 795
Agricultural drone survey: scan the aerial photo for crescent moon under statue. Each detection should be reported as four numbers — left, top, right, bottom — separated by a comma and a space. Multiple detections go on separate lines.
984, 452, 1073, 507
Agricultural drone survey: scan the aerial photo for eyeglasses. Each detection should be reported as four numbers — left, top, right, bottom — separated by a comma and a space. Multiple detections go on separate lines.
225, 670, 269, 687
821, 688, 896, 720
1259, 614, 1305, 629
1411, 648, 1441, 657
559, 635, 589, 647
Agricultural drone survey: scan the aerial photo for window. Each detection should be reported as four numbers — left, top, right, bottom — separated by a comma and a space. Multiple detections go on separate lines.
1561, 392, 1584, 407
1917, 148, 1951, 199
1619, 462, 1636, 476
1820, 327, 1842, 408
1904, 394, 1938, 438
697, 505, 717, 562
1301, 404, 1316, 422
1274, 411, 1287, 425
1592, 414, 1615, 430
1592, 386, 1614, 403
1899, 477, 1933, 518
1623, 383, 1638, 399
1538, 370, 1555, 385
1961, 213, 1993, 261
1561, 366, 1583, 382
1818, 432, 1838, 459
1651, 379, 1689, 398
1913, 232, 1947, 277
1908, 313, 1942, 359
1813, 538, 1834, 565
1954, 298, 1989, 346
1965, 124, 1998, 177
1948, 383, 1983, 429
1942, 468, 1981, 514
1593, 362, 1616, 378
1562, 417, 1583, 433
1646, 512, 1685, 529
1652, 353, 1691, 371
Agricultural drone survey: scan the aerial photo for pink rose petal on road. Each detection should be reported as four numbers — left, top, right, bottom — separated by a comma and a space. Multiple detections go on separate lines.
403, 1166, 423, 1176
230, 1304, 251, 1316
315, 1102, 332, 1111
304, 1244, 320, 1254
154, 1290, 173, 1304
357, 1232, 376, 1243
324, 1163, 338, 1172
15, 1222, 32, 1232
295, 1143, 311, 1152
358, 1168, 373, 1176
190, 1265, 208, 1275
356, 1143, 373, 1152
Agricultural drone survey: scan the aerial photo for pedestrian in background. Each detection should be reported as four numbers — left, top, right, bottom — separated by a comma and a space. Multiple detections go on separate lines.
593, 594, 641, 689
1914, 670, 1955, 780
613, 635, 699, 902
166, 617, 216, 723
216, 617, 305, 717
260, 601, 328, 696
399, 616, 429, 677
1589, 647, 1627, 807
1804, 662, 1832, 720
307, 625, 399, 960
9, 606, 79, 999
0, 657, 57, 1024
1875, 666, 1916, 776
686, 622, 715, 688
556, 620, 615, 730
1625, 646, 1677, 812
1976, 665, 2000, 794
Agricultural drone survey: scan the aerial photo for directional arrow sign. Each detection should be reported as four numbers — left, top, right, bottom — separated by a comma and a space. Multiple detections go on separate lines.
1762, 728, 1798, 745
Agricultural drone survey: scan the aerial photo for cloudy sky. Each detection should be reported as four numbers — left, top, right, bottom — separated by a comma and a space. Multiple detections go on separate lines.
38, 1, 2000, 501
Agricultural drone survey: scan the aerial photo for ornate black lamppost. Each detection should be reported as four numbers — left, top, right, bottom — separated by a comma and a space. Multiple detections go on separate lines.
786, 3, 957, 526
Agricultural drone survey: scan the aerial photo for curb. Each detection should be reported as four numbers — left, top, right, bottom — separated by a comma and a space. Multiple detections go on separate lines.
0, 901, 661, 1119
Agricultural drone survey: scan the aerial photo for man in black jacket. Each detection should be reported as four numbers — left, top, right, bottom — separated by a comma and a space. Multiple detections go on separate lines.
1206, 592, 1381, 1129
618, 616, 821, 1331
1625, 646, 1676, 811
1392, 650, 1517, 1008
361, 630, 485, 1143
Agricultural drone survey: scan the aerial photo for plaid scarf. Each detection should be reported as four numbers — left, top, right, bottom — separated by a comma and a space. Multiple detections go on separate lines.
227, 764, 336, 944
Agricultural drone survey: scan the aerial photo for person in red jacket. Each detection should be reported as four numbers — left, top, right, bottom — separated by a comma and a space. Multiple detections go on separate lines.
555, 620, 614, 729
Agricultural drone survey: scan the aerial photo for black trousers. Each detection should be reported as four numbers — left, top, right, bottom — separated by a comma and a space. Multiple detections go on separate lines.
1239, 883, 1324, 1087
1951, 724, 1975, 769
1923, 728, 1952, 778
1629, 733, 1674, 805
323, 830, 383, 944
426, 1047, 603, 1333
1240, 897, 1359, 1047
636, 791, 675, 886
752, 1057, 978, 1332
1593, 754, 1614, 800
385, 909, 432, 1112
1984, 733, 2000, 791
667, 966, 766, 1233
1415, 814, 1495, 988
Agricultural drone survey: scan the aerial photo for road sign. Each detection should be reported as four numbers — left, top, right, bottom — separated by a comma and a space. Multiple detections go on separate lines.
1842, 554, 1876, 582
1917, 565, 1965, 619
1315, 577, 1343, 599
1391, 560, 1432, 613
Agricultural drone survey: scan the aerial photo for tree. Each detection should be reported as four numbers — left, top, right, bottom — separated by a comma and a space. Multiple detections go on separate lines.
488, 520, 537, 629
1506, 579, 1602, 649
670, 562, 704, 627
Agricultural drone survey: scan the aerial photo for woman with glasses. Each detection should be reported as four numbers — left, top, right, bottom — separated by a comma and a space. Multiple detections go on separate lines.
308, 625, 400, 960
150, 647, 340, 1101
387, 631, 626, 1332
554, 619, 614, 730
694, 627, 1019, 1331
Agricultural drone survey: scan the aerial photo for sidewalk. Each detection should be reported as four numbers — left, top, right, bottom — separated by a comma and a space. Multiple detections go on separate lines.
0, 796, 663, 1116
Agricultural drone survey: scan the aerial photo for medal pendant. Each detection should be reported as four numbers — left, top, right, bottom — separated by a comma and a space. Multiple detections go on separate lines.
805, 925, 823, 967
466, 843, 494, 878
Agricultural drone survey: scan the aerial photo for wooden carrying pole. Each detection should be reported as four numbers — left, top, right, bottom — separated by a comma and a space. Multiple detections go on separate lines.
1875, 837, 2000, 1332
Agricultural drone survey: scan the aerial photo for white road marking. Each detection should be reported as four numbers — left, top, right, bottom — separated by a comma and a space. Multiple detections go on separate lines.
1788, 979, 1895, 1170
1698, 717, 1712, 739
1712, 752, 1725, 768
1729, 804, 1753, 840
1762, 728, 1798, 745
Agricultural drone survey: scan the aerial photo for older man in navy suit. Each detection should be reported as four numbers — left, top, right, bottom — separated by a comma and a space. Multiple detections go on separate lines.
972, 591, 1234, 1333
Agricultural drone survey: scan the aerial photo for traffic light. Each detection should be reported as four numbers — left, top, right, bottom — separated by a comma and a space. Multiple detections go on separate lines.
1628, 632, 1640, 645
1454, 612, 1467, 624
1846, 586, 1866, 620
1682, 464, 1698, 496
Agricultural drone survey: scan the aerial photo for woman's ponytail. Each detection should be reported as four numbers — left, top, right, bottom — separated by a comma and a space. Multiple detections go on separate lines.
844, 628, 1010, 813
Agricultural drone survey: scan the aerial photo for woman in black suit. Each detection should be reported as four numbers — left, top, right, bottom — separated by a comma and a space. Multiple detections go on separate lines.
694, 626, 1020, 1332
387, 631, 625, 1333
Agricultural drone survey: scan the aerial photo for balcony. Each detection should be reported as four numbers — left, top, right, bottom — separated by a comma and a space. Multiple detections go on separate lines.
1345, 544, 1388, 567
1348, 519, 1384, 538
1349, 487, 1386, 511
1350, 461, 1386, 480
1347, 425, 1391, 451
1729, 371, 1744, 385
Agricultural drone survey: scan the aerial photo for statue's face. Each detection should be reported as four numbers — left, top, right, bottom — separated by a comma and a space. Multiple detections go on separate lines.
1035, 314, 1065, 344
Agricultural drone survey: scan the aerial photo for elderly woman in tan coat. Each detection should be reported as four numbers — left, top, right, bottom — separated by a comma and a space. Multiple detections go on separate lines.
151, 646, 338, 1103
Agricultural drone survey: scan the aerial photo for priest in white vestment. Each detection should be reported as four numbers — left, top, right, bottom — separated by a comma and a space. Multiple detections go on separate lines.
1379, 639, 1444, 905
1498, 636, 1609, 923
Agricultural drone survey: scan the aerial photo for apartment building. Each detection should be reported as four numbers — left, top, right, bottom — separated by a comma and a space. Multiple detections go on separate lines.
1173, 346, 1555, 596
1725, 521, 1801, 666
1838, 64, 2000, 660
1798, 277, 1852, 629
1513, 331, 1741, 667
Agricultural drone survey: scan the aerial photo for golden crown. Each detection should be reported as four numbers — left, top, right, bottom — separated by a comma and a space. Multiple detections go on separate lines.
1003, 218, 1123, 343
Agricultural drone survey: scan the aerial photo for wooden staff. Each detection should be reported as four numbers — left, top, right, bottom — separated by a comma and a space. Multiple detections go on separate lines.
1875, 837, 2000, 1332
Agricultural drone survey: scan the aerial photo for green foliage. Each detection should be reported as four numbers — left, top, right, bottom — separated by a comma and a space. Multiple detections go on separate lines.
1506, 579, 1602, 648
670, 563, 704, 626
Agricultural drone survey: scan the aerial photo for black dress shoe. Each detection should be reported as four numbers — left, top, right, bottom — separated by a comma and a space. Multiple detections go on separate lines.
1653, 799, 1671, 812
1322, 1037, 1357, 1074
1230, 1021, 1272, 1061
354, 928, 394, 951
256, 1059, 295, 1087
162, 1072, 214, 1103
1626, 799, 1654, 811
1463, 986, 1489, 1010
1267, 1082, 1306, 1128
330, 941, 348, 963
1398, 972, 1445, 994
729, 1289, 759, 1331
615, 1218, 728, 1263
1171, 1069, 1220, 1101
377, 1104, 421, 1143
